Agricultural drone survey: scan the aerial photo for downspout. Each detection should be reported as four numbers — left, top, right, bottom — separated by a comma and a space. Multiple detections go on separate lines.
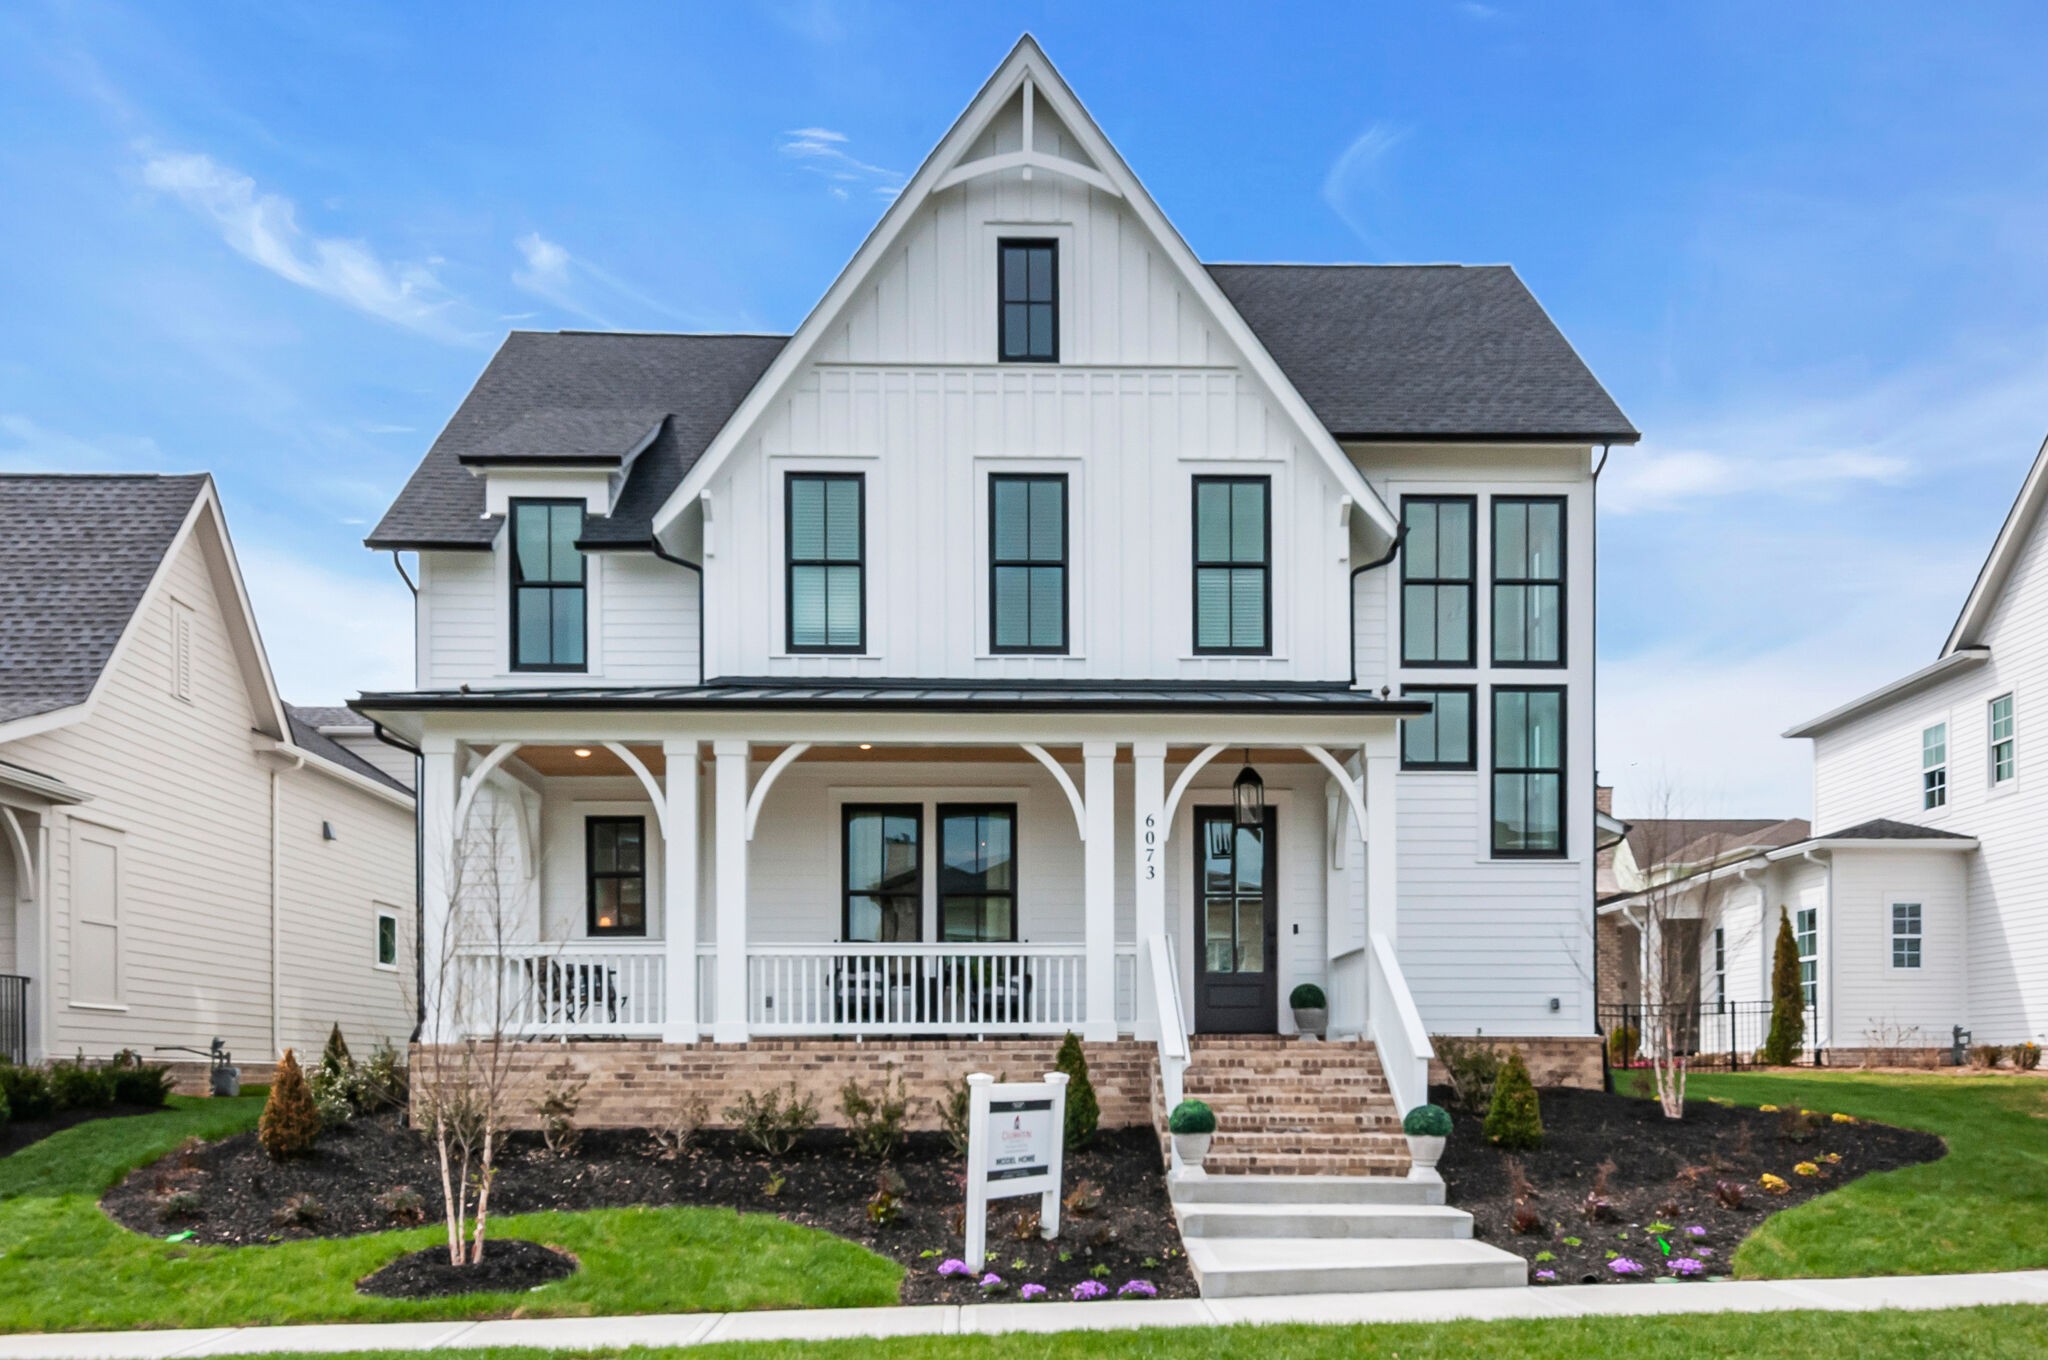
1349, 524, 1406, 690
646, 535, 707, 687
270, 748, 305, 1061
1590, 443, 1610, 1032
386, 550, 428, 1041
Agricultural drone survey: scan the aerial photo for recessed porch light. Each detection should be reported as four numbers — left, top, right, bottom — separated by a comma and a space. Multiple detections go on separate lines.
859, 743, 873, 750
574, 748, 593, 758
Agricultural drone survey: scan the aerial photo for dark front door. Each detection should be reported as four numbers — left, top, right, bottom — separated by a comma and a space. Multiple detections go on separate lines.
1193, 807, 1278, 1034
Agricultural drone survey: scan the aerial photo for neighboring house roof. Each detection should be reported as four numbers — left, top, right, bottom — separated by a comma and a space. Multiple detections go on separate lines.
283, 704, 412, 797
1808, 817, 1973, 842
1622, 817, 1804, 870
0, 474, 210, 725
1207, 265, 1638, 443
288, 704, 368, 731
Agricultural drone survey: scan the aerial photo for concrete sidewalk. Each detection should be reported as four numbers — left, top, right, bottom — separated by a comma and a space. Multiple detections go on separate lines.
0, 1271, 2043, 1357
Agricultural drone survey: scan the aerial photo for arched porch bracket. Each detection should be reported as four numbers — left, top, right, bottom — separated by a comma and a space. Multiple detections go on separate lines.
1158, 742, 1230, 847
1302, 743, 1369, 847
603, 742, 672, 840
0, 804, 34, 903
454, 741, 522, 837
744, 742, 812, 841
1019, 743, 1088, 841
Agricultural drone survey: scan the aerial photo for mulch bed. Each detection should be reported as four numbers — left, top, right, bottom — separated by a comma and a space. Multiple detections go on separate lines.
357, 1239, 578, 1299
1436, 1084, 1946, 1284
1, 1104, 167, 1159
101, 1115, 1191, 1302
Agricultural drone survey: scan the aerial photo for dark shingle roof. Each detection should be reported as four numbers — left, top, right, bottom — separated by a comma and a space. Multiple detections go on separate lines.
367, 333, 786, 550
288, 704, 367, 731
458, 408, 669, 467
0, 474, 207, 725
1813, 818, 1974, 842
284, 704, 412, 797
1208, 265, 1638, 442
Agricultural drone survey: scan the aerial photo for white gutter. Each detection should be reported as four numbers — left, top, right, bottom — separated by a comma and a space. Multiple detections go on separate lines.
268, 739, 415, 810
1784, 648, 1990, 738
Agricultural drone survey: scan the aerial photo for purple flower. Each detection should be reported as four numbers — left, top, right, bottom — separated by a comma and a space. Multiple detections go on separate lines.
1072, 1280, 1110, 1301
1534, 1269, 1558, 1282
1118, 1280, 1158, 1299
1685, 1225, 1707, 1238
1609, 1257, 1645, 1276
1670, 1257, 1705, 1277
1698, 1247, 1715, 1258
980, 1273, 1002, 1288
937, 1259, 971, 1278
1019, 1283, 1047, 1301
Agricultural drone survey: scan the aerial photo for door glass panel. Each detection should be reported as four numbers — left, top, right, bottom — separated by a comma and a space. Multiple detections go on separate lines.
1199, 815, 1269, 976
1205, 897, 1235, 971
1236, 896, 1265, 973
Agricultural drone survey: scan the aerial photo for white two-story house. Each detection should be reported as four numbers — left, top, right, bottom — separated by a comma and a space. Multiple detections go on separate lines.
357, 38, 1637, 1151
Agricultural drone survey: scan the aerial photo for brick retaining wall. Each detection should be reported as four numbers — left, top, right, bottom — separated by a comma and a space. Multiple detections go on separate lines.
1428, 1035, 1605, 1091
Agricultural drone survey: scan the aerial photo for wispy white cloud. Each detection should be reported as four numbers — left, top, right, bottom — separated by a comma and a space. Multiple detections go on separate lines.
1604, 447, 1909, 514
0, 413, 165, 471
1457, 2, 1502, 19
511, 230, 708, 330
1321, 122, 1411, 253
778, 126, 905, 202
140, 150, 478, 344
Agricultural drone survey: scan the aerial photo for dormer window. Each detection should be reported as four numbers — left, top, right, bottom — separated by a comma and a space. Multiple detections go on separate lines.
509, 499, 586, 671
998, 239, 1058, 362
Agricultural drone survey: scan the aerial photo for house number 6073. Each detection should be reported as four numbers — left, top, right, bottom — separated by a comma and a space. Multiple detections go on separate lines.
1143, 814, 1157, 879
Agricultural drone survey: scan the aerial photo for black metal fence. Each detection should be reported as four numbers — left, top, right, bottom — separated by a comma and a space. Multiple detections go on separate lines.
0, 974, 27, 1065
1599, 999, 1824, 1072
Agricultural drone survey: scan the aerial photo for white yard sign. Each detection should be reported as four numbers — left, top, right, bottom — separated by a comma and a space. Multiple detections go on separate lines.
963, 1071, 1069, 1272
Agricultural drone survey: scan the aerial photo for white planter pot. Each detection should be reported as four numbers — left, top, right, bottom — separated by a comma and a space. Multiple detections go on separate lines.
1172, 1131, 1212, 1167
1292, 1007, 1329, 1038
1405, 1133, 1446, 1178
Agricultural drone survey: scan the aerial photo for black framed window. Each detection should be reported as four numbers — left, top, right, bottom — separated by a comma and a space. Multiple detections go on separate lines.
1401, 685, 1476, 770
586, 817, 646, 936
1493, 497, 1565, 666
375, 911, 399, 969
1401, 496, 1475, 666
1492, 687, 1565, 857
990, 474, 1068, 652
937, 804, 1016, 942
843, 805, 922, 943
1192, 476, 1270, 654
786, 472, 865, 652
998, 239, 1057, 362
509, 499, 586, 671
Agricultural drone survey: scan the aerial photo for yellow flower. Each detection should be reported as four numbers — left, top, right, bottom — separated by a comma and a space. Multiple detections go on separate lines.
1795, 1161, 1819, 1177
1800, 1109, 1821, 1118
1760, 1173, 1790, 1194
1831, 1112, 1857, 1124
1821, 1152, 1843, 1164
1759, 1104, 1780, 1113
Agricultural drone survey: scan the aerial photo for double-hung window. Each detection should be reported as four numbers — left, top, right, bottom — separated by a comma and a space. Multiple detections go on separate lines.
786, 472, 865, 653
998, 239, 1058, 362
1795, 907, 1818, 1007
586, 817, 646, 936
1492, 687, 1565, 856
1990, 693, 2015, 784
1922, 722, 1948, 809
1891, 902, 1923, 970
1401, 685, 1476, 770
1401, 496, 1475, 666
843, 806, 922, 943
1493, 497, 1565, 666
937, 805, 1016, 942
510, 500, 586, 671
1711, 926, 1726, 1012
1192, 477, 1270, 654
990, 474, 1067, 652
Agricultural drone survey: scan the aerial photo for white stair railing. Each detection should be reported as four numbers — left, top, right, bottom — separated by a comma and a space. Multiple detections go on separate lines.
1367, 930, 1433, 1116
1147, 933, 1191, 1167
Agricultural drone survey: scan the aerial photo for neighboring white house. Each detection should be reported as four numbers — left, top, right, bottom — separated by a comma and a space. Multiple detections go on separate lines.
357, 36, 1638, 1145
0, 473, 417, 1072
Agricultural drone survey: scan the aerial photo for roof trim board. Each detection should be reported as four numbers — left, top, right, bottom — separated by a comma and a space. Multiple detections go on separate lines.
1783, 647, 1991, 738
1945, 431, 2048, 656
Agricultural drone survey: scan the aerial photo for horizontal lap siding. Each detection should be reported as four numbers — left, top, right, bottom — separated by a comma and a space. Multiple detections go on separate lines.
419, 551, 500, 688
1826, 849, 1969, 1047
602, 554, 698, 685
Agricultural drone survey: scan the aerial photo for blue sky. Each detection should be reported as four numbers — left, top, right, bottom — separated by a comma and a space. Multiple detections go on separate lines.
4, 1, 2047, 817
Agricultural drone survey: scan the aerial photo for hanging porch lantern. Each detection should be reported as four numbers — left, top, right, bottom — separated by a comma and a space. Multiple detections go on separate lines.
1232, 748, 1265, 828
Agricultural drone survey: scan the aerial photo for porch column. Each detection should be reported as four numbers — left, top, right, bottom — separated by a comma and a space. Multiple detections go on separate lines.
712, 739, 750, 1044
1132, 740, 1167, 1042
661, 738, 700, 1044
1082, 741, 1118, 1042
1364, 726, 1399, 949
418, 736, 459, 1044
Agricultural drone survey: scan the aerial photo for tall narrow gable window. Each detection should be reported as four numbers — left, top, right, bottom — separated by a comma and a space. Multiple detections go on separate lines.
1401, 686, 1476, 770
1401, 496, 1474, 666
1192, 476, 1270, 654
1891, 902, 1923, 970
1990, 693, 2015, 784
1493, 497, 1565, 666
1922, 722, 1948, 808
998, 239, 1057, 362
510, 500, 586, 671
990, 474, 1067, 652
786, 473, 865, 653
1492, 687, 1565, 857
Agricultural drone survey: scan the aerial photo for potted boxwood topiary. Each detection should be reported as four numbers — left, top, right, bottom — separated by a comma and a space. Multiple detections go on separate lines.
1168, 1098, 1217, 1169
1402, 1102, 1452, 1179
1289, 983, 1328, 1038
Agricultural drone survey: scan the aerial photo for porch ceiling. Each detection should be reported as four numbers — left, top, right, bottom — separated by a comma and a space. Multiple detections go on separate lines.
509, 742, 1327, 777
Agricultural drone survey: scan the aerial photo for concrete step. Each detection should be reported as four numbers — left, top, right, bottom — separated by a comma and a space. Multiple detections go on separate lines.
1169, 1173, 1443, 1207
1175, 1200, 1474, 1240
1184, 1237, 1528, 1298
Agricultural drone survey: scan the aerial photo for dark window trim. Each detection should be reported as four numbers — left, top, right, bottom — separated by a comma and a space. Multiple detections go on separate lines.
784, 471, 867, 655
1399, 494, 1477, 669
508, 498, 588, 674
988, 473, 1070, 654
841, 803, 925, 943
936, 802, 1020, 943
584, 815, 648, 937
1191, 475, 1273, 656
996, 237, 1059, 363
1399, 683, 1478, 771
1490, 684, 1568, 860
1491, 494, 1568, 669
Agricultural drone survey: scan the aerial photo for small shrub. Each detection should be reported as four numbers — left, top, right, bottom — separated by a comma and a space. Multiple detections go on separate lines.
0, 1063, 53, 1120
356, 1041, 408, 1114
270, 1193, 326, 1228
1054, 1032, 1099, 1151
1482, 1051, 1543, 1150
1402, 1103, 1452, 1137
1582, 1159, 1618, 1220
257, 1050, 321, 1160
374, 1184, 426, 1225
311, 1084, 354, 1131
1761, 909, 1805, 1065
48, 1056, 114, 1111
1778, 1106, 1821, 1143
0, 1078, 8, 1133
319, 1024, 353, 1079
1510, 1202, 1544, 1235
1008, 1208, 1042, 1240
866, 1167, 907, 1227
1434, 1035, 1503, 1115
649, 1093, 712, 1159
1288, 982, 1326, 1010
536, 1079, 586, 1156
156, 1190, 203, 1223
1971, 1043, 2005, 1069
105, 1052, 175, 1108
761, 1171, 786, 1198
2014, 1042, 2042, 1071
840, 1071, 912, 1161
1505, 1157, 1538, 1205
1168, 1099, 1216, 1135
1606, 1025, 1640, 1065
1064, 1179, 1104, 1217
725, 1083, 819, 1158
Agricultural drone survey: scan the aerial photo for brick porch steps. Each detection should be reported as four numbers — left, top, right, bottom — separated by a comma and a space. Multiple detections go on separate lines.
1179, 1034, 1410, 1176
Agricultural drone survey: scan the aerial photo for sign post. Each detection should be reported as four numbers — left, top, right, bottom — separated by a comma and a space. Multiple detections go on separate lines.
963, 1071, 1068, 1273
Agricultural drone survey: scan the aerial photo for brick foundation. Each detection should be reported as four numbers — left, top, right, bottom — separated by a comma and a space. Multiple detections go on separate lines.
408, 1038, 1160, 1132
1429, 1035, 1605, 1091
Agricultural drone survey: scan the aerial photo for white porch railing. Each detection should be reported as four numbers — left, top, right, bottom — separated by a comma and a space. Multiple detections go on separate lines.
1367, 930, 1433, 1115
452, 942, 666, 1037
1148, 933, 1191, 1121
746, 943, 1095, 1035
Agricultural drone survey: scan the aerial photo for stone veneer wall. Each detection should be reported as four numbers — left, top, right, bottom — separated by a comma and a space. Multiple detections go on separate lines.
1428, 1035, 1605, 1091
408, 1038, 1160, 1132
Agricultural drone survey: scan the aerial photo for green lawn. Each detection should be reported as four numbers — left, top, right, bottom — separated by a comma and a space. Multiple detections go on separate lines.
0, 1097, 901, 1333
1614, 1068, 2048, 1279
